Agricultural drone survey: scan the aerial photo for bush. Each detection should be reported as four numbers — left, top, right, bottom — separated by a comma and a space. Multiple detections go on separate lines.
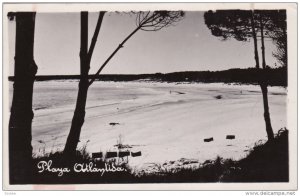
29, 128, 289, 184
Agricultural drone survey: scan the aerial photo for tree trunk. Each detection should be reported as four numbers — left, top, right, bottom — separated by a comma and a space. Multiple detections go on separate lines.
259, 14, 274, 141
251, 11, 274, 141
250, 11, 260, 69
283, 26, 287, 67
9, 12, 37, 183
260, 15, 266, 69
260, 82, 274, 141
63, 12, 89, 157
63, 79, 89, 156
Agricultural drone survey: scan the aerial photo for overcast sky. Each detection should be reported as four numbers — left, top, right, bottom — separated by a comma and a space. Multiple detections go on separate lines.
8, 11, 278, 75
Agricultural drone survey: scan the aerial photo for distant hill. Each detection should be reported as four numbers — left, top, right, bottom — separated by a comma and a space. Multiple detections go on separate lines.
8, 67, 287, 87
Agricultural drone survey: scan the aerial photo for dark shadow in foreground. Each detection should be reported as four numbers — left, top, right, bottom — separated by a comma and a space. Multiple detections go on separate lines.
11, 128, 288, 184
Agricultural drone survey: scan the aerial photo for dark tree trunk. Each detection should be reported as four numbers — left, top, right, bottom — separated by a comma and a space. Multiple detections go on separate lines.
283, 26, 288, 67
63, 12, 89, 157
9, 12, 37, 183
251, 11, 274, 141
250, 11, 260, 69
260, 15, 266, 69
259, 15, 274, 141
260, 82, 274, 141
63, 11, 105, 157
63, 79, 89, 156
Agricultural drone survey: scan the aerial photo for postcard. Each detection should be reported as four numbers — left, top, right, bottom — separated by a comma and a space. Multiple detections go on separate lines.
2, 3, 297, 190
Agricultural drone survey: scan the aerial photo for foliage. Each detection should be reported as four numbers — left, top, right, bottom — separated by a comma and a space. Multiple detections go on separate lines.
136, 11, 185, 31
29, 128, 288, 183
263, 10, 287, 67
204, 9, 287, 67
204, 10, 253, 41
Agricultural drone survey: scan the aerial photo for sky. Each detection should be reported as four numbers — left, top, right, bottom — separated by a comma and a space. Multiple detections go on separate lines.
8, 11, 278, 76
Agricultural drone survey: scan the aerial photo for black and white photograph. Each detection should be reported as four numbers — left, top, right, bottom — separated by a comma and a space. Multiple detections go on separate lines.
2, 3, 297, 190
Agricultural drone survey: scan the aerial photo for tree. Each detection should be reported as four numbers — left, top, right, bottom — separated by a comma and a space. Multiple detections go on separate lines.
261, 10, 287, 67
88, 11, 185, 85
63, 11, 185, 157
204, 9, 286, 141
254, 10, 287, 68
250, 10, 274, 141
253, 10, 287, 141
204, 10, 259, 67
63, 11, 105, 157
8, 12, 37, 183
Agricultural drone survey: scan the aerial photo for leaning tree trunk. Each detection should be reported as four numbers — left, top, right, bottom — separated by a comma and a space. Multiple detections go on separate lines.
63, 78, 89, 156
9, 12, 37, 183
63, 12, 89, 157
260, 81, 274, 141
259, 15, 274, 141
63, 11, 105, 157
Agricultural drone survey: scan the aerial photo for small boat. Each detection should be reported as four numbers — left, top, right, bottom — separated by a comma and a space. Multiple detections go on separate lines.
119, 151, 130, 157
92, 152, 103, 159
106, 151, 118, 158
204, 137, 214, 142
226, 135, 235, 140
131, 151, 142, 157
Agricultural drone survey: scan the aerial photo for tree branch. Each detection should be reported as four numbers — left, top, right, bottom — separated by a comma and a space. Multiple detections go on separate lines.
80, 12, 89, 75
87, 11, 106, 59
88, 11, 184, 86
88, 25, 142, 86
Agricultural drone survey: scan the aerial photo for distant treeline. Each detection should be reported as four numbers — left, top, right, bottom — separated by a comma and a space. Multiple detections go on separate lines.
8, 67, 287, 87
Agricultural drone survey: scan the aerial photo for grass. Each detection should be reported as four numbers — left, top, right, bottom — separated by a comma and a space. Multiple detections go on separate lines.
28, 128, 289, 184
220, 127, 289, 182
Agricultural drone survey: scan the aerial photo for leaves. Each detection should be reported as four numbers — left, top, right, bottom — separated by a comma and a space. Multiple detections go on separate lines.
136, 11, 185, 32
204, 10, 253, 42
204, 9, 287, 67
